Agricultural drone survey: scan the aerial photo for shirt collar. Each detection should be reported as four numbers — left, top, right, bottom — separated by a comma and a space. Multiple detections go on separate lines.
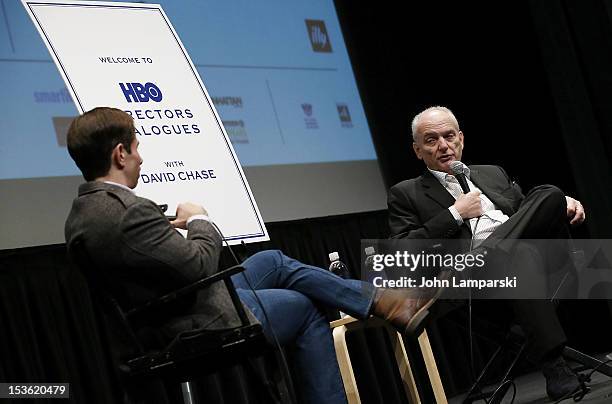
428, 168, 449, 185
103, 181, 136, 194
428, 165, 471, 185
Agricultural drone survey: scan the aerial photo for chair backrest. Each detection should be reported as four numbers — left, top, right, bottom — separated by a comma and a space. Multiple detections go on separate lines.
68, 237, 266, 365
69, 238, 296, 403
68, 238, 151, 357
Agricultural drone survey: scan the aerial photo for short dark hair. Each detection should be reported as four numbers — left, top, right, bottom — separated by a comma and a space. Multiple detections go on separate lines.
67, 107, 135, 181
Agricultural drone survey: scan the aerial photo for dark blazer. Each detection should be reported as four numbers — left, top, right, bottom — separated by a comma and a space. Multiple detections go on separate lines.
65, 181, 251, 339
387, 165, 524, 241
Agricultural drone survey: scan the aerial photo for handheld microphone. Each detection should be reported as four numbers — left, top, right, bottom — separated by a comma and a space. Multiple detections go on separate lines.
449, 161, 470, 193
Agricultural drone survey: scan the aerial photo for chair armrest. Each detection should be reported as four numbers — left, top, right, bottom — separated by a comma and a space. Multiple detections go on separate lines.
127, 265, 245, 318
329, 316, 359, 328
329, 316, 389, 331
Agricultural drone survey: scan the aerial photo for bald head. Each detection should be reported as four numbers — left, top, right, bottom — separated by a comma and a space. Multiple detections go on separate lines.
411, 106, 460, 141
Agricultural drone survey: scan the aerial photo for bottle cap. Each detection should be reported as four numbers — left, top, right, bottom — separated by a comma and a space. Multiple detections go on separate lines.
364, 246, 375, 256
329, 252, 339, 262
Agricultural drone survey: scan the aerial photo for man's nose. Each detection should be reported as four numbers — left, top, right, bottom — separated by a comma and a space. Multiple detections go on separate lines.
438, 138, 449, 150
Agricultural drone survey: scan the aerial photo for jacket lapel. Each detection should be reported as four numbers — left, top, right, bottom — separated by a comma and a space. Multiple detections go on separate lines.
421, 170, 472, 236
421, 170, 456, 210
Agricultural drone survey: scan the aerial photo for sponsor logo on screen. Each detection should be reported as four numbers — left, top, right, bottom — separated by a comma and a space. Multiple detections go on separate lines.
33, 87, 72, 104
301, 103, 319, 129
302, 103, 313, 117
212, 96, 243, 108
223, 120, 249, 143
119, 82, 163, 103
305, 19, 332, 53
336, 103, 353, 128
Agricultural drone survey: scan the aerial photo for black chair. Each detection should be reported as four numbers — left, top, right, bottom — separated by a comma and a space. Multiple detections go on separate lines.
69, 239, 295, 403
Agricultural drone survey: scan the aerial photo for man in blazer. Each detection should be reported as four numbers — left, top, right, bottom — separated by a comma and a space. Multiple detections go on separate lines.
65, 107, 432, 404
387, 106, 586, 401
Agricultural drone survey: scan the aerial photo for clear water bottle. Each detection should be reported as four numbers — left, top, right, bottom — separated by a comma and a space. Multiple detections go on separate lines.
364, 246, 384, 284
364, 246, 376, 271
329, 252, 350, 279
329, 252, 350, 318
364, 246, 388, 286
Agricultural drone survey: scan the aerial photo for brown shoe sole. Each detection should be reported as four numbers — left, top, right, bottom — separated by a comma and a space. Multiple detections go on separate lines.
404, 286, 445, 336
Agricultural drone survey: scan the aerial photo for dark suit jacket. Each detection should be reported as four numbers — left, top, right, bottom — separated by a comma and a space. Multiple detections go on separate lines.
388, 166, 572, 353
65, 181, 250, 340
387, 165, 524, 242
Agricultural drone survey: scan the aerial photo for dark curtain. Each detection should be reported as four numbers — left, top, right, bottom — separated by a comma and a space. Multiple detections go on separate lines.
0, 245, 119, 403
527, 0, 612, 238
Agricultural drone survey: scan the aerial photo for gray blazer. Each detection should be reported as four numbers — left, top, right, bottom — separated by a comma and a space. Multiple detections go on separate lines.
65, 181, 253, 340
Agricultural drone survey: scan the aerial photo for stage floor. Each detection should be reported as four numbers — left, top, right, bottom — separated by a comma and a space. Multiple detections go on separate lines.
450, 366, 612, 403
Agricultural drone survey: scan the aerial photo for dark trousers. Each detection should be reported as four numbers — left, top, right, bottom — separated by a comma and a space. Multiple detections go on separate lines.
487, 185, 572, 360
445, 185, 573, 362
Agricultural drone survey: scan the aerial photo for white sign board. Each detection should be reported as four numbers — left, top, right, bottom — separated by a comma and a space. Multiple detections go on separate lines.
22, 0, 268, 244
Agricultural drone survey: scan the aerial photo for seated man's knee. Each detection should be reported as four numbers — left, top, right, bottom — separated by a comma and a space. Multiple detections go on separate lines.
531, 184, 566, 210
532, 184, 563, 196
244, 249, 284, 268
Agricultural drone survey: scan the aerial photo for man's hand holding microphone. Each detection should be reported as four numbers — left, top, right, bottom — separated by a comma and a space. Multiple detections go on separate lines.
454, 191, 483, 219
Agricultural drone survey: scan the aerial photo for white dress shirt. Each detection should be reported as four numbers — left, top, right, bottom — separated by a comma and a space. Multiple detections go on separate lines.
428, 168, 509, 246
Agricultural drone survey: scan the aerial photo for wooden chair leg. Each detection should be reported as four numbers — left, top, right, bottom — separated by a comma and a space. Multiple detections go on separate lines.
180, 381, 195, 404
418, 330, 448, 404
384, 325, 421, 404
332, 325, 361, 404
331, 317, 448, 404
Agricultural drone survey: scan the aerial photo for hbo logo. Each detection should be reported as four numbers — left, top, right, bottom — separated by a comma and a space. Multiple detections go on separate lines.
119, 82, 163, 103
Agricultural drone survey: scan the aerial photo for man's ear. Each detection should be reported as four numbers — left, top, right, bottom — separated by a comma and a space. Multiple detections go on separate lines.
111, 143, 126, 168
457, 130, 465, 154
412, 142, 423, 160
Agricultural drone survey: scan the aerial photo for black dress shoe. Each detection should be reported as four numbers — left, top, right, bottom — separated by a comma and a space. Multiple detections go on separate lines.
542, 356, 583, 401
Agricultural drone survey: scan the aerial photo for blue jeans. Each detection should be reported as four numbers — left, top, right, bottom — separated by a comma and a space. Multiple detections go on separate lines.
232, 250, 375, 404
